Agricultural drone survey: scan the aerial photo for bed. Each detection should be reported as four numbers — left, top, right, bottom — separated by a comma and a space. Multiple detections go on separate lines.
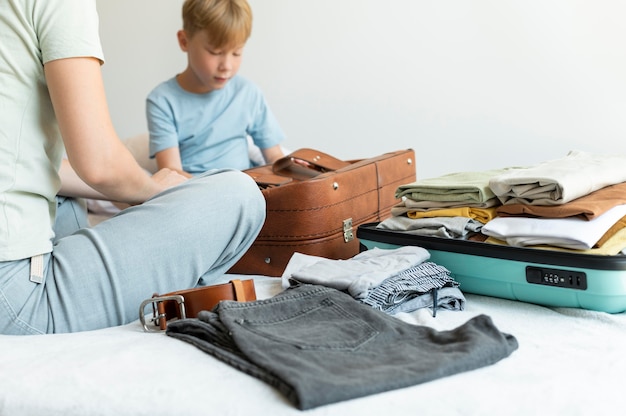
1, 272, 624, 416
4, 136, 624, 414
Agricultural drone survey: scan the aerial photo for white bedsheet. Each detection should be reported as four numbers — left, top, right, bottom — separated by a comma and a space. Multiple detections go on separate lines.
1, 274, 625, 416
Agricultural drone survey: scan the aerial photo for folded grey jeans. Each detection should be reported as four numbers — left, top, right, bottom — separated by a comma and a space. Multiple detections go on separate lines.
166, 284, 518, 410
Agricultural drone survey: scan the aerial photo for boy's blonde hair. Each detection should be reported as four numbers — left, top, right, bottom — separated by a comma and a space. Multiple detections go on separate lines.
182, 0, 252, 49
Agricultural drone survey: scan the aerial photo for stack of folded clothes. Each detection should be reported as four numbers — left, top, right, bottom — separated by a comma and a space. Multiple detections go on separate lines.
378, 150, 626, 255
484, 150, 626, 254
281, 246, 465, 316
379, 168, 510, 240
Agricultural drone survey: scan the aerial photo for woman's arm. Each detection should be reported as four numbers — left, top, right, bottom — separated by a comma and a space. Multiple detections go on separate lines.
58, 159, 110, 199
44, 57, 187, 204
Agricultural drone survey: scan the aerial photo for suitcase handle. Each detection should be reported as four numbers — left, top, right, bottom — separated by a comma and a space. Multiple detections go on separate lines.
272, 148, 351, 180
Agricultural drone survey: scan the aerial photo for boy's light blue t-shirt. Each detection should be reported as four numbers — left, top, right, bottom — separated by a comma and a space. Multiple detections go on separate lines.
146, 75, 285, 173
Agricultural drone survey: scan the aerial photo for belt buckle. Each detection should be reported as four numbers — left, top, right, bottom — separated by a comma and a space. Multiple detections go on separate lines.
139, 294, 186, 332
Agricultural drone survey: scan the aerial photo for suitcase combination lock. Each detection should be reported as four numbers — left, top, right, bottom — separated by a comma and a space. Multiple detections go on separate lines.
526, 266, 587, 290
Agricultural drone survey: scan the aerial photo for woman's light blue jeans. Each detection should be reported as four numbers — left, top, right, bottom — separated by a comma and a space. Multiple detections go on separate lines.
0, 169, 265, 335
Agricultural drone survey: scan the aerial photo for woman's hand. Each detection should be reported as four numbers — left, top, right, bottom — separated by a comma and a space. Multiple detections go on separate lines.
150, 168, 189, 191
59, 158, 188, 203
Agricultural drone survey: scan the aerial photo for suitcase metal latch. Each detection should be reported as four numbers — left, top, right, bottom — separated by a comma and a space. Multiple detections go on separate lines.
343, 218, 354, 243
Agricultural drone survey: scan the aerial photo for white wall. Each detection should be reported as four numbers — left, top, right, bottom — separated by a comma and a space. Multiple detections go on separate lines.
96, 0, 626, 179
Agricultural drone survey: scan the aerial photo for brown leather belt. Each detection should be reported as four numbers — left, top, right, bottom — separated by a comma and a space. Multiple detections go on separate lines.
139, 279, 256, 332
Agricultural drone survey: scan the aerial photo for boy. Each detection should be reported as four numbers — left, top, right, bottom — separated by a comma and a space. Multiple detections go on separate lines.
146, 0, 286, 177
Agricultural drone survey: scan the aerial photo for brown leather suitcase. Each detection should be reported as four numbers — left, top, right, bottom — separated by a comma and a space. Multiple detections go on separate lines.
229, 148, 416, 276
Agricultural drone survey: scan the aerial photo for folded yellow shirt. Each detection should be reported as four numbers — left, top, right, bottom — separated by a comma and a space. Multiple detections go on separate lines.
407, 207, 498, 224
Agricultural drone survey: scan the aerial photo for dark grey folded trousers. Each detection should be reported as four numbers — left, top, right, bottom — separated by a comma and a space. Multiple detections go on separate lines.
166, 284, 518, 410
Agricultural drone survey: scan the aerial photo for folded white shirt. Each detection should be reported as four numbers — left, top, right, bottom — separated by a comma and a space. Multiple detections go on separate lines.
281, 246, 430, 299
481, 204, 626, 249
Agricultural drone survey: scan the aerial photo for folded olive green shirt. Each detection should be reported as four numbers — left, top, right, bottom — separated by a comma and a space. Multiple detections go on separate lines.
396, 169, 512, 204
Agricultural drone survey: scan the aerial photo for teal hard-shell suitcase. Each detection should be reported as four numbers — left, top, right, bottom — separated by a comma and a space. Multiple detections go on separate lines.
357, 223, 626, 313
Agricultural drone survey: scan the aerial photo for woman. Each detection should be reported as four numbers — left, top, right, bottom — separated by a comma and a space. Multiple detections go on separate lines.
0, 0, 265, 335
